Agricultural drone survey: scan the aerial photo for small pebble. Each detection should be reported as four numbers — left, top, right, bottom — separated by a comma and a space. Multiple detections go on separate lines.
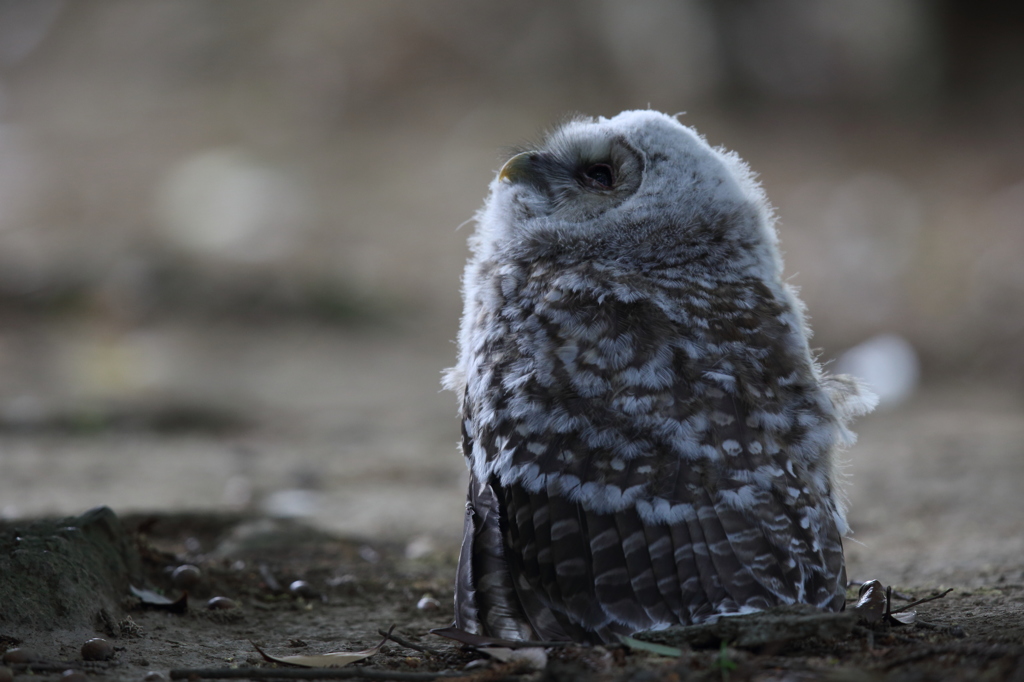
171, 564, 202, 589
288, 580, 319, 599
416, 595, 441, 611
143, 672, 166, 681
206, 596, 237, 610
82, 637, 114, 661
358, 545, 381, 564
61, 670, 89, 682
1, 649, 29, 665
0, 665, 12, 682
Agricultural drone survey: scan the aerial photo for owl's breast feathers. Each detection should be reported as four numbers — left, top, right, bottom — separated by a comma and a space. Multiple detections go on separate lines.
455, 258, 861, 642
466, 258, 845, 507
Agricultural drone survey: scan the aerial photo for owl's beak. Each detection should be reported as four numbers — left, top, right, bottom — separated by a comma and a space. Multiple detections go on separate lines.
498, 152, 537, 185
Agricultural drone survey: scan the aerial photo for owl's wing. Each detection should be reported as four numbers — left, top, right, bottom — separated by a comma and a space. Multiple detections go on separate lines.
456, 467, 595, 642
493, 396, 847, 641
454, 468, 530, 640
468, 283, 847, 640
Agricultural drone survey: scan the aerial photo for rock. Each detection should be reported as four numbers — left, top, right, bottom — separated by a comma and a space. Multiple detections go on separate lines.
81, 637, 114, 661
0, 650, 30, 665
170, 564, 202, 589
206, 597, 237, 610
288, 580, 318, 599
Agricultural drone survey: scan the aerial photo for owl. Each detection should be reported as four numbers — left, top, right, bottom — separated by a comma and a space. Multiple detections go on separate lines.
442, 110, 876, 644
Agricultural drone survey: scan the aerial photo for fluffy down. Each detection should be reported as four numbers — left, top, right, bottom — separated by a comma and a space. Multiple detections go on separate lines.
444, 110, 875, 643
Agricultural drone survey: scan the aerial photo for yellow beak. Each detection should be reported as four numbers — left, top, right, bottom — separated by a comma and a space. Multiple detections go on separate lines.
498, 152, 535, 184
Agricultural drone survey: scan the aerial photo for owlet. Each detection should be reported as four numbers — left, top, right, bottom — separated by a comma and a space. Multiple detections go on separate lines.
442, 110, 876, 644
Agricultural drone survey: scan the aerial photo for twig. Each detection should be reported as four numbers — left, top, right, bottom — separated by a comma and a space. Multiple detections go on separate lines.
11, 662, 110, 674
169, 668, 467, 680
914, 620, 966, 637
890, 588, 954, 615
378, 630, 444, 658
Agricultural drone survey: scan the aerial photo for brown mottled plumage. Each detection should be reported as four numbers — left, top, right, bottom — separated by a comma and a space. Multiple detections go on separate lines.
443, 111, 876, 643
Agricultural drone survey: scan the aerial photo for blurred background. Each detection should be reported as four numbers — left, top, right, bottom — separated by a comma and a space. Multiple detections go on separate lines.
0, 0, 1021, 581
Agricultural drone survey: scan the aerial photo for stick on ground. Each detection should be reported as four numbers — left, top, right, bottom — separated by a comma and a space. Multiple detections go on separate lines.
377, 629, 444, 658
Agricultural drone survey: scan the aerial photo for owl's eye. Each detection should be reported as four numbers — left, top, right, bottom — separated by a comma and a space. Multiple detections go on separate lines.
581, 163, 615, 190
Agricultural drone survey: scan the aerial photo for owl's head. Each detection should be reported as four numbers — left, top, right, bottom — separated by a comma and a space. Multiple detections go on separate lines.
474, 110, 780, 278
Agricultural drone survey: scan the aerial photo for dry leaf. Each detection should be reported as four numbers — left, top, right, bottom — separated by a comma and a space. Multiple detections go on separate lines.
130, 585, 175, 604
252, 627, 391, 668
256, 650, 378, 668
620, 636, 684, 658
890, 610, 917, 625
130, 585, 188, 613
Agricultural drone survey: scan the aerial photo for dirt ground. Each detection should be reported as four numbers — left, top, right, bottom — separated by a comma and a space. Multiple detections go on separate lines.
0, 322, 1022, 680
0, 503, 1022, 682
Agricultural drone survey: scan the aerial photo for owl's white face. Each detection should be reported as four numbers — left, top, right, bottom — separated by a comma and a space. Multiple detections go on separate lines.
476, 110, 777, 271
497, 123, 645, 222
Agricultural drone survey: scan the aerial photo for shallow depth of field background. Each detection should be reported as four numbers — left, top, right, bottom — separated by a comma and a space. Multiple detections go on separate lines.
0, 1, 1021, 581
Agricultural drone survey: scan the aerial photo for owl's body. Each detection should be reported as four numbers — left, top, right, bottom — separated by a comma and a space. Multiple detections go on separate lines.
444, 111, 875, 643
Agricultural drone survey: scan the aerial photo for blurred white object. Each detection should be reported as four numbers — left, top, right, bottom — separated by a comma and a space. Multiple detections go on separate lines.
156, 148, 310, 263
836, 333, 919, 408
404, 535, 435, 560
262, 488, 319, 518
